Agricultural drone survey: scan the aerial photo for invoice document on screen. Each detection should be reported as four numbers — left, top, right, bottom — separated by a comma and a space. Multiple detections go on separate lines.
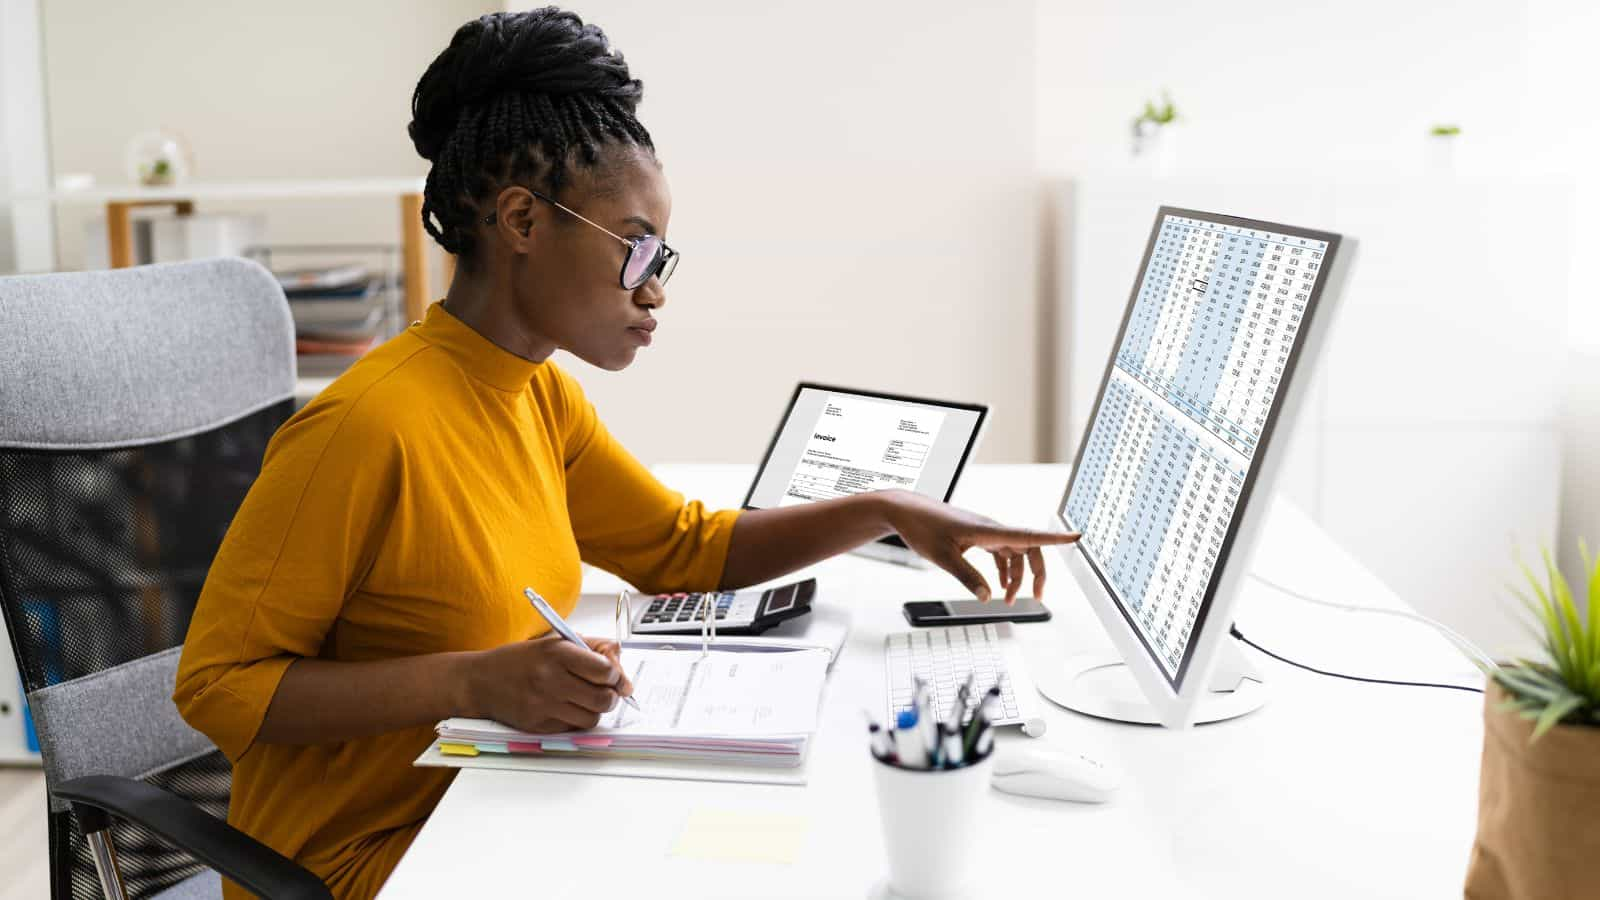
779, 393, 947, 505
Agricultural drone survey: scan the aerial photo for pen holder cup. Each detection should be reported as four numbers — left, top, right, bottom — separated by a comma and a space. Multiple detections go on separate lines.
871, 749, 994, 898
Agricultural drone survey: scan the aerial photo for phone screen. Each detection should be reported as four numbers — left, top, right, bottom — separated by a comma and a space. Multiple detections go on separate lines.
904, 598, 1050, 625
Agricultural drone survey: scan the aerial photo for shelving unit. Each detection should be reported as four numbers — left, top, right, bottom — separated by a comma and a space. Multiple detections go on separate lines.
0, 177, 456, 406
1, 177, 446, 325
245, 242, 407, 398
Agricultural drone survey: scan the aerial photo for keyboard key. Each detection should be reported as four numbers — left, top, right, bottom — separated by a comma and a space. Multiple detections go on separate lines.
884, 626, 1025, 729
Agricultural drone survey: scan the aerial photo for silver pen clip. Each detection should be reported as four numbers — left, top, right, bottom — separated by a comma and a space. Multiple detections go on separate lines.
700, 590, 716, 659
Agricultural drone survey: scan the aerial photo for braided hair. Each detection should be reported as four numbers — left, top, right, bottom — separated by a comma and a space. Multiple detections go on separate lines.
408, 8, 655, 257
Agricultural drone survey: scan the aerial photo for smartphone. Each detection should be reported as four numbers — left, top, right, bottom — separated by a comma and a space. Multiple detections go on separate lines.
902, 597, 1051, 627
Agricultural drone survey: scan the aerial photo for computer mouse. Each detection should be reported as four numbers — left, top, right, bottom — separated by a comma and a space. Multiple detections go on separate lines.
990, 744, 1122, 803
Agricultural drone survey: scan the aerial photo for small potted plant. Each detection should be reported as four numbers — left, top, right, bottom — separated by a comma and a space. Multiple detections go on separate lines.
1465, 543, 1600, 899
1425, 123, 1461, 173
1130, 92, 1180, 172
124, 128, 192, 187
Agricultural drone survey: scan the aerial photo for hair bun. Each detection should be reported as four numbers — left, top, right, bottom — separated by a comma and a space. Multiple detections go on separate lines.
409, 7, 642, 163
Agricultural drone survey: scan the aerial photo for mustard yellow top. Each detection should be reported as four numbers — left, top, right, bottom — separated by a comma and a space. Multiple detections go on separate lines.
173, 302, 740, 899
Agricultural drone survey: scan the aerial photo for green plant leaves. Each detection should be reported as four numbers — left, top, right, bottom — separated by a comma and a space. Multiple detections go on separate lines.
1498, 542, 1600, 741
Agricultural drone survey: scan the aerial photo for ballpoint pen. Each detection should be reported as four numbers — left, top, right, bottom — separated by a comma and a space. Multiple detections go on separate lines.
946, 673, 973, 731
964, 686, 1001, 756
893, 707, 928, 769
911, 678, 939, 761
524, 586, 641, 712
940, 723, 965, 768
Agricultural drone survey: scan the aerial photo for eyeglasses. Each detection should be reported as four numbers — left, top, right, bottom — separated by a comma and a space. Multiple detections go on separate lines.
483, 190, 679, 291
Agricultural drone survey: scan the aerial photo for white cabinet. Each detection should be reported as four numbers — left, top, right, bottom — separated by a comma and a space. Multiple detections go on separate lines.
0, 617, 40, 765
1053, 174, 1570, 656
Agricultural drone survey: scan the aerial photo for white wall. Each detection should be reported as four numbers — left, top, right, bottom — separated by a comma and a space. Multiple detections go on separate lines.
1559, 350, 1600, 582
0, 0, 54, 274
40, 0, 492, 281
40, 0, 1041, 465
1034, 0, 1600, 654
535, 0, 1041, 465
1035, 0, 1535, 177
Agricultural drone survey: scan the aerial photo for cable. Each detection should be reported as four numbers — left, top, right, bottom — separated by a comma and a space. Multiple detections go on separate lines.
1247, 573, 1499, 673
1229, 625, 1484, 694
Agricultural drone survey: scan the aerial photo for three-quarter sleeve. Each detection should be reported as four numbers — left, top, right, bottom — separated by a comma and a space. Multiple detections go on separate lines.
554, 368, 740, 594
173, 398, 400, 762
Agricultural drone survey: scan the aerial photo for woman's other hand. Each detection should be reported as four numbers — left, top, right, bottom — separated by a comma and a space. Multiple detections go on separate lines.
460, 632, 634, 732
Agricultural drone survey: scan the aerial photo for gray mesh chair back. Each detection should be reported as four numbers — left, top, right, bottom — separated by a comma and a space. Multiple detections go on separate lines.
0, 258, 297, 899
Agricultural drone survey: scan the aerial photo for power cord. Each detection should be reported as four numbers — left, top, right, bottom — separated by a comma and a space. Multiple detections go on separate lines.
1247, 573, 1498, 672
1233, 574, 1489, 695
1229, 624, 1484, 695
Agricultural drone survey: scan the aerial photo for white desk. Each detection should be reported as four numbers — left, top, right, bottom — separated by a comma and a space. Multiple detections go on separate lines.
382, 465, 1485, 899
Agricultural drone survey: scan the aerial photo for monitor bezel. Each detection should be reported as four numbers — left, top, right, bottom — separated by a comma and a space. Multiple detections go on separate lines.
741, 382, 988, 549
1055, 206, 1344, 696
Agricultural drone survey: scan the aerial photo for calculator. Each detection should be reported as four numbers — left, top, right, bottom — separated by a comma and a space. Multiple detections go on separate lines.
630, 578, 816, 636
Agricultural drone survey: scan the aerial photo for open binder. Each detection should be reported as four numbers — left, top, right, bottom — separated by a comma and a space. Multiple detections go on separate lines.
415, 603, 848, 785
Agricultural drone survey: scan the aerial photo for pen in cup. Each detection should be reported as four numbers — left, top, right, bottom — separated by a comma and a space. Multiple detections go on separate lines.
912, 678, 939, 763
946, 673, 973, 732
524, 586, 641, 712
893, 707, 929, 769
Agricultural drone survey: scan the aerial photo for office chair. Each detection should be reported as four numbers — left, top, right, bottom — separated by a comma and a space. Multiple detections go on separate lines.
0, 259, 330, 899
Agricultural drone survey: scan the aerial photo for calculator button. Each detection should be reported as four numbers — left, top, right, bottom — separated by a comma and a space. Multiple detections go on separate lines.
714, 611, 727, 619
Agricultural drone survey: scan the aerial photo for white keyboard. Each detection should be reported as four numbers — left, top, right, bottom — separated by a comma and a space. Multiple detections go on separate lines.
884, 622, 1046, 735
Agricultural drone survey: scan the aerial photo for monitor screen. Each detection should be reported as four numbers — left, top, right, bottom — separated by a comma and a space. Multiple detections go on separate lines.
743, 385, 986, 519
1060, 209, 1340, 688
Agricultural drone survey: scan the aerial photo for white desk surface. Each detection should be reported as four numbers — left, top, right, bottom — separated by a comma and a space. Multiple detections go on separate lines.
381, 464, 1485, 900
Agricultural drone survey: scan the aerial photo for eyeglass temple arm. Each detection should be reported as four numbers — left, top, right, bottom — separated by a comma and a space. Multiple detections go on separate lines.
530, 190, 633, 247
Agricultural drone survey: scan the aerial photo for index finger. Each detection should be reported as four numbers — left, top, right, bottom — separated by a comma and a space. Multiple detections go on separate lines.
553, 639, 623, 687
969, 526, 1082, 551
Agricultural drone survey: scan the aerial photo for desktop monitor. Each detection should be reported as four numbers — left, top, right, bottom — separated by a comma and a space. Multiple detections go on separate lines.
1047, 207, 1355, 729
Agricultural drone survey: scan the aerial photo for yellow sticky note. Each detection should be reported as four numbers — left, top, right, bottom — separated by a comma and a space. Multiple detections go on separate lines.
437, 742, 480, 757
669, 808, 809, 865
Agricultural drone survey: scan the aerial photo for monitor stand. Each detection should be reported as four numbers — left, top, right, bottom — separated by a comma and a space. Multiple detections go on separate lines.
1034, 637, 1268, 726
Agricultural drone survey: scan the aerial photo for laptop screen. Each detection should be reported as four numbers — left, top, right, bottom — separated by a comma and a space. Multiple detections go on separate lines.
743, 385, 986, 543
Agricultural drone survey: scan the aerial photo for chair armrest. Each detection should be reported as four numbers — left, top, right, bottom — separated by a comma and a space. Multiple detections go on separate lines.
54, 775, 331, 900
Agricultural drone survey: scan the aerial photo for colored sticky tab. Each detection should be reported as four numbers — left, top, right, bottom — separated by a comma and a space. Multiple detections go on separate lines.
669, 809, 809, 865
572, 736, 613, 748
540, 739, 578, 752
438, 742, 479, 757
506, 741, 543, 754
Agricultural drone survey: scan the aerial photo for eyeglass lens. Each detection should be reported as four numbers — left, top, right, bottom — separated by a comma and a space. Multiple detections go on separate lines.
623, 235, 676, 289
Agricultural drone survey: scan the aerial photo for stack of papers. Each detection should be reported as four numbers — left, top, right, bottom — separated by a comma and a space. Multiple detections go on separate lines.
429, 645, 830, 770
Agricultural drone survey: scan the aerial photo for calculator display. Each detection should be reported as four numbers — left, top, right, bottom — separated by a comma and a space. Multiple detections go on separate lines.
762, 584, 798, 615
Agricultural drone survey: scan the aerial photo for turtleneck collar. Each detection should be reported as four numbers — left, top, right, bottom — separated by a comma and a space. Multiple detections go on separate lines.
412, 302, 544, 392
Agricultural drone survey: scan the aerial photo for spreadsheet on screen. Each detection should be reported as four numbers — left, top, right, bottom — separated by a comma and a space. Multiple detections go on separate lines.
1063, 212, 1332, 681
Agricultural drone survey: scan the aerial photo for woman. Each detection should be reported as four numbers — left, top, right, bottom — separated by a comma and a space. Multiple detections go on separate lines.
174, 8, 1078, 898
